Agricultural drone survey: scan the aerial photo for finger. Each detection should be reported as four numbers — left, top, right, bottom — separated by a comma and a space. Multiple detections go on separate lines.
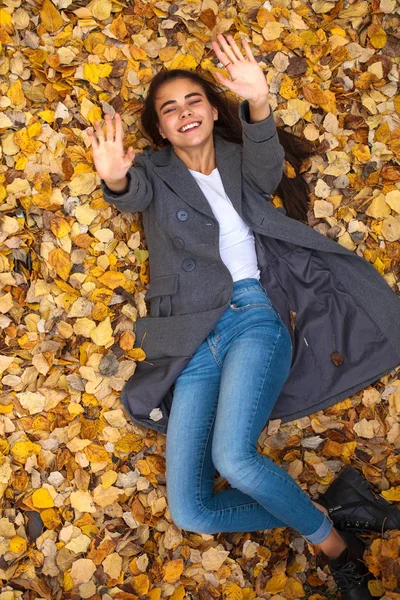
125, 146, 135, 164
242, 38, 257, 62
114, 113, 123, 146
216, 33, 240, 64
87, 128, 99, 150
211, 39, 230, 67
93, 120, 105, 143
105, 113, 114, 143
226, 34, 245, 62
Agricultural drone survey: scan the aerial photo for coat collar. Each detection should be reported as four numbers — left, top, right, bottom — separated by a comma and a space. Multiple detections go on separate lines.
150, 134, 243, 219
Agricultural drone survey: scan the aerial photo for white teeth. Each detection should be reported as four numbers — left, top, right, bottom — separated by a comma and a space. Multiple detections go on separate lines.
179, 122, 200, 132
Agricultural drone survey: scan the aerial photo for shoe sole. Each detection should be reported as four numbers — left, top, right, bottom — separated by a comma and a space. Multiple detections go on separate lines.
332, 466, 400, 531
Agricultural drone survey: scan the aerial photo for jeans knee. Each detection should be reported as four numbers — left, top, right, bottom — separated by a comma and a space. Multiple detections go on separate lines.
168, 498, 215, 534
213, 449, 257, 489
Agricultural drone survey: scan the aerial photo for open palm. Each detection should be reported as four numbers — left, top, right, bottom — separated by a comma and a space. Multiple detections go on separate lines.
88, 113, 135, 183
212, 34, 269, 103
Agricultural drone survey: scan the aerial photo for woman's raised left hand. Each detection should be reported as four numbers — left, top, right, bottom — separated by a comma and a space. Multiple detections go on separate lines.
211, 33, 269, 104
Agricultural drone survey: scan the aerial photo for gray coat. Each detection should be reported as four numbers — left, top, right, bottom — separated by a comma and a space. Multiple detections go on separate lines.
102, 100, 400, 434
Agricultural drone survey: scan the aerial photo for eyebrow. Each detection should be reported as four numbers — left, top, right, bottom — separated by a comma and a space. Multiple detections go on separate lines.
159, 92, 203, 112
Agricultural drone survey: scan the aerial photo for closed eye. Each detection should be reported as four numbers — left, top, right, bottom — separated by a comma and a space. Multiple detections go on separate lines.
164, 100, 201, 114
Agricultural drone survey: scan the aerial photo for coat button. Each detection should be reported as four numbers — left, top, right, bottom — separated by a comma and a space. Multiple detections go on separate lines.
182, 259, 195, 271
173, 237, 185, 249
177, 209, 189, 221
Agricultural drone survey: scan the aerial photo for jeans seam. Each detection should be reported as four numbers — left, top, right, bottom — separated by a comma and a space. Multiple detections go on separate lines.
246, 324, 282, 445
229, 304, 272, 312
197, 395, 260, 515
233, 286, 262, 296
234, 324, 318, 532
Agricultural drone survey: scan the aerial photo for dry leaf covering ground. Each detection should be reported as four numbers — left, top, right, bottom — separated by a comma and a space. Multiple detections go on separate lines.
1, 0, 400, 598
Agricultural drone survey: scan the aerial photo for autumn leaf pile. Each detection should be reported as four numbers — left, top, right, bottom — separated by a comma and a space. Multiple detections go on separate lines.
1, 0, 400, 598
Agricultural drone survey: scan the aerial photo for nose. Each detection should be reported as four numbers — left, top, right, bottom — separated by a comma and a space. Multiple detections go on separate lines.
180, 106, 193, 118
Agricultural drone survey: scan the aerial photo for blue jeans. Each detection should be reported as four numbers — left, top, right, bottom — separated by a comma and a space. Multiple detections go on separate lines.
166, 278, 333, 544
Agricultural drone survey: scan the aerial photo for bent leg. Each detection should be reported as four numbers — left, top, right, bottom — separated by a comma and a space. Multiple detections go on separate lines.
212, 317, 332, 544
166, 337, 288, 534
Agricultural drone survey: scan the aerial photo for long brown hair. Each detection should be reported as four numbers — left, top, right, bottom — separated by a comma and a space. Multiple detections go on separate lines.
141, 69, 316, 222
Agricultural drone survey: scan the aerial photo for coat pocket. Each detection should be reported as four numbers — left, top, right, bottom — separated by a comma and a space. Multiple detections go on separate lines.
144, 274, 179, 318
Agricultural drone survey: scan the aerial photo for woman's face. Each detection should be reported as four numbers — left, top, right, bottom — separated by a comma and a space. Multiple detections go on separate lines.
154, 78, 218, 149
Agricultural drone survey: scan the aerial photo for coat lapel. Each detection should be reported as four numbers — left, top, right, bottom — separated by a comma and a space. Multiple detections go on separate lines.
152, 135, 243, 219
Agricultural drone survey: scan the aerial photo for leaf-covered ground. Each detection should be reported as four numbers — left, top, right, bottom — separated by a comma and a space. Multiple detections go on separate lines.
1, 0, 400, 598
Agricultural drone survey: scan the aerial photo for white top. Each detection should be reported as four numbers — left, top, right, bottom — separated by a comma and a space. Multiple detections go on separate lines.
188, 167, 260, 282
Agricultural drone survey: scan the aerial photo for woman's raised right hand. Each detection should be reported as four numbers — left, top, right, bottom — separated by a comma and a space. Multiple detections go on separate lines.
88, 113, 135, 185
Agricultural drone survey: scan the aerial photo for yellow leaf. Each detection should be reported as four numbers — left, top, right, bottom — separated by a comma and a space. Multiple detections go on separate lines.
341, 441, 357, 459
375, 121, 391, 144
11, 439, 41, 464
394, 95, 400, 114
382, 486, 400, 502
223, 582, 244, 600
90, 0, 112, 20
70, 490, 96, 513
132, 573, 150, 595
41, 508, 62, 529
114, 433, 144, 454
368, 579, 386, 596
40, 0, 64, 33
64, 571, 74, 591
69, 173, 97, 196
50, 217, 71, 238
101, 471, 118, 489
352, 143, 371, 163
128, 348, 146, 361
98, 270, 126, 290
90, 317, 114, 347
32, 488, 55, 508
9, 536, 27, 553
84, 63, 113, 85
170, 54, 197, 71
280, 75, 298, 100
110, 14, 128, 40
159, 46, 178, 62
0, 9, 13, 32
48, 248, 71, 281
187, 41, 204, 63
170, 585, 185, 600
38, 110, 55, 123
28, 122, 42, 138
302, 83, 337, 114
7, 80, 25, 107
84, 443, 112, 464
75, 203, 99, 224
92, 302, 110, 321
368, 25, 387, 49
163, 558, 184, 584
147, 589, 161, 600
15, 155, 28, 170
265, 572, 288, 594
284, 577, 306, 599
14, 129, 40, 155
80, 96, 102, 125
262, 21, 284, 41
242, 590, 256, 600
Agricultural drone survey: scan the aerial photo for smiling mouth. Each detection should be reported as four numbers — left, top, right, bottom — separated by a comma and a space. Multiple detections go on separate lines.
178, 122, 201, 133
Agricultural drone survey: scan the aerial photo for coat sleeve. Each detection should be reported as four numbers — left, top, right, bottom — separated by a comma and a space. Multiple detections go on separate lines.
239, 99, 285, 196
100, 152, 154, 213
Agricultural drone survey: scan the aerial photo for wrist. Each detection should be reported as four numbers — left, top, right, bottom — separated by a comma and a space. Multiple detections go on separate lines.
248, 95, 269, 108
104, 175, 129, 193
248, 98, 271, 123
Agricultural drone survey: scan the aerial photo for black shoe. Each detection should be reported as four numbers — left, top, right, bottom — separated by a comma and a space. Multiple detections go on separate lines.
325, 530, 373, 600
316, 466, 400, 533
